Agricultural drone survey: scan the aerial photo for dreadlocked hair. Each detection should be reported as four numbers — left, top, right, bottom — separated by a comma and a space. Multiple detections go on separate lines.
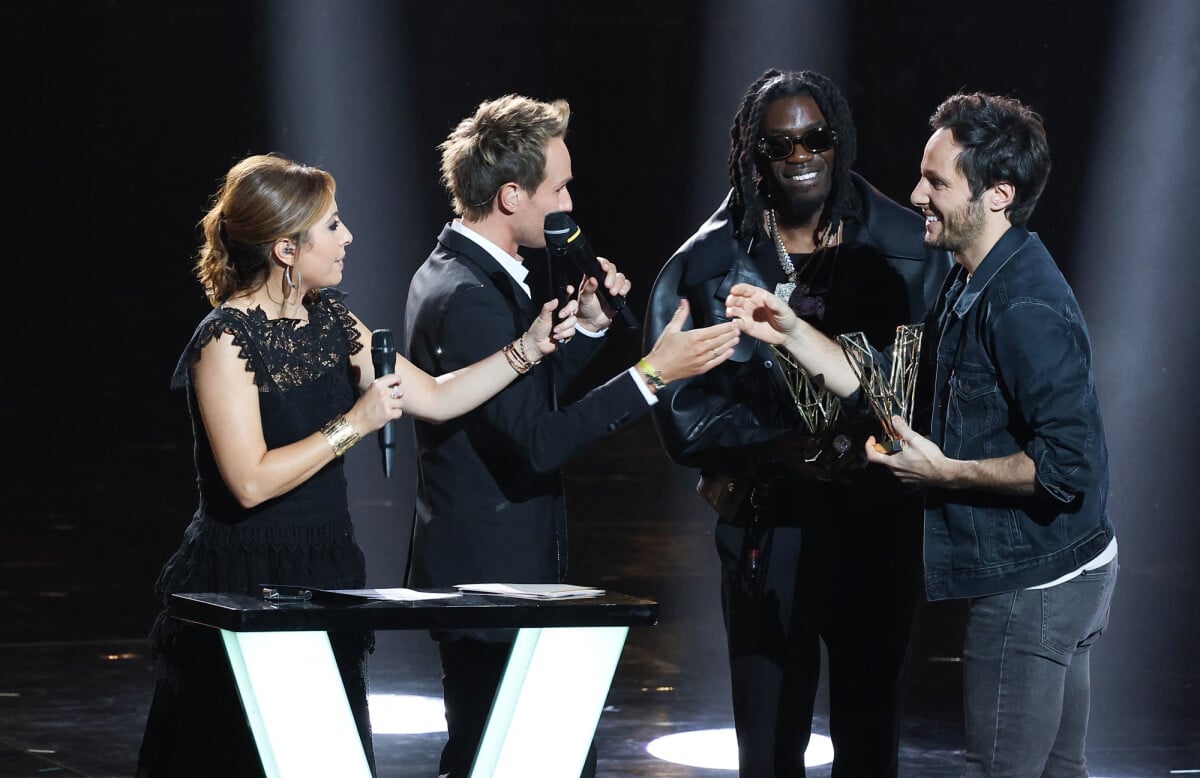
728, 69, 860, 246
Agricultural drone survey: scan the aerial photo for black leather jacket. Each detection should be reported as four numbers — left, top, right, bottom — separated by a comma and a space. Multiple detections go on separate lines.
645, 173, 952, 518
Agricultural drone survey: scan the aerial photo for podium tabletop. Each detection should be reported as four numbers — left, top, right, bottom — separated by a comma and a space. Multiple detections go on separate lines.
168, 590, 658, 633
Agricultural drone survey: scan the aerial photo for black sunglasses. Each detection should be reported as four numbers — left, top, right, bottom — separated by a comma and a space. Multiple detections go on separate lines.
755, 126, 837, 160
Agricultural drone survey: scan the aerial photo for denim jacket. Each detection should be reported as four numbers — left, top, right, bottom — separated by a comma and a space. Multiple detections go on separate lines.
920, 226, 1114, 600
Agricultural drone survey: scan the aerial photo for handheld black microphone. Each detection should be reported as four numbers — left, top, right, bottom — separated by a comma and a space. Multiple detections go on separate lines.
370, 329, 397, 478
543, 212, 639, 330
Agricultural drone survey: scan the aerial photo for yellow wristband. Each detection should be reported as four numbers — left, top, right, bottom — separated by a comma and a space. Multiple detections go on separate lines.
637, 358, 667, 390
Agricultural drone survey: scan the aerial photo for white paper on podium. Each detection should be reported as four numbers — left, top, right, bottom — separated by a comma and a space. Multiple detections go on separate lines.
325, 588, 462, 601
453, 583, 606, 600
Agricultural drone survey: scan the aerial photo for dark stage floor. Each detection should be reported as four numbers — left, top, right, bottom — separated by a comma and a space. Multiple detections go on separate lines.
1, 417, 1196, 777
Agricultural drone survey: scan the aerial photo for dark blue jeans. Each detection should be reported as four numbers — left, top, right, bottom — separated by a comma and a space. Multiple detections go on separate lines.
963, 556, 1118, 777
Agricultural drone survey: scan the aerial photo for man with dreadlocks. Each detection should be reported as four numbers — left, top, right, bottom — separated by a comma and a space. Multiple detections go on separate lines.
645, 69, 952, 776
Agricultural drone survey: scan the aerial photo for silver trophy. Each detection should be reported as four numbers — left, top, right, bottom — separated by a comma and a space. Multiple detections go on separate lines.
836, 324, 924, 454
772, 345, 841, 436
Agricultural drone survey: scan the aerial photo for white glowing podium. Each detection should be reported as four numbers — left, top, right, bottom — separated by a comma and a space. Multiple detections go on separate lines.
168, 588, 657, 778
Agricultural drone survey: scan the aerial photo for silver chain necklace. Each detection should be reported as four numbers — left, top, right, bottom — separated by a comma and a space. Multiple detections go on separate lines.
767, 209, 841, 301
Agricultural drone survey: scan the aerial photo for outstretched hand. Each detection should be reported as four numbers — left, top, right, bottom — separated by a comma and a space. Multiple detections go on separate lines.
724, 283, 796, 346
525, 296, 580, 358
643, 298, 740, 384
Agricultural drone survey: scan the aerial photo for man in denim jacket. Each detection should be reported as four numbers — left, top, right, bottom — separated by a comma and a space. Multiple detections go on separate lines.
726, 92, 1118, 777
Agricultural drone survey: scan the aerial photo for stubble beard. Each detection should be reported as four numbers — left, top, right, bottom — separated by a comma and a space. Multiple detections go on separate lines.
933, 195, 987, 253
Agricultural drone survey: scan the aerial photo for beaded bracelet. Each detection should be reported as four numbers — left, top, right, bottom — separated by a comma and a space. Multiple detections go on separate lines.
516, 333, 539, 367
320, 414, 361, 457
502, 341, 535, 374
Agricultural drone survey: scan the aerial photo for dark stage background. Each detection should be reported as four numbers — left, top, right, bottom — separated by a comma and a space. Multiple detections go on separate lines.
2, 1, 1198, 775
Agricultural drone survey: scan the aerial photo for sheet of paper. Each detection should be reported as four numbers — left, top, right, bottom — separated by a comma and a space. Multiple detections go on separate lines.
326, 588, 462, 601
453, 583, 606, 600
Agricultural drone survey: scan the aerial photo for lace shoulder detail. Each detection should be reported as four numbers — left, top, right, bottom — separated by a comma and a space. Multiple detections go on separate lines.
171, 290, 362, 392
170, 307, 267, 390
315, 288, 364, 356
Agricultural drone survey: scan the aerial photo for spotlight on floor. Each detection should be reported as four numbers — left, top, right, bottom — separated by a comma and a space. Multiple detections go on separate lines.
646, 728, 834, 769
368, 693, 447, 735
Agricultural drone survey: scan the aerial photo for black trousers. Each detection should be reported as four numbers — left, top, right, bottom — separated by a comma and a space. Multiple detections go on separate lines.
436, 635, 598, 778
715, 496, 922, 778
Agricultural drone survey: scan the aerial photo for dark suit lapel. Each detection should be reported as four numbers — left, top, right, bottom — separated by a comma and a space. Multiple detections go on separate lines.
437, 225, 539, 322
435, 224, 555, 412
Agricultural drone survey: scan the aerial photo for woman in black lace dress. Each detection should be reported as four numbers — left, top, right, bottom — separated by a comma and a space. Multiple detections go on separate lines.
135, 154, 575, 777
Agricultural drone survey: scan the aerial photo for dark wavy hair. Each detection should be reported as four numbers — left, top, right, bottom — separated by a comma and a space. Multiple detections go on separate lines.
929, 92, 1051, 227
728, 69, 859, 245
195, 153, 335, 306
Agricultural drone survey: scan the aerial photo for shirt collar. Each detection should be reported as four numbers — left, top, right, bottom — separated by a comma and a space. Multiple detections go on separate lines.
450, 219, 531, 299
952, 225, 1032, 316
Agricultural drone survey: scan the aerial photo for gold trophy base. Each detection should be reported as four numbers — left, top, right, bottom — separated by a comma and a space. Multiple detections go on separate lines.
872, 438, 905, 455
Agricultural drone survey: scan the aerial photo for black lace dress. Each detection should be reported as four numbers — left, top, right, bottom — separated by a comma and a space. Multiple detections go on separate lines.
136, 289, 376, 777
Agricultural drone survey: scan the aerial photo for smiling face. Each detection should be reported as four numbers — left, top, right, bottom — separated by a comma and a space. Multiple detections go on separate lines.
295, 198, 353, 290
911, 128, 987, 255
757, 94, 834, 224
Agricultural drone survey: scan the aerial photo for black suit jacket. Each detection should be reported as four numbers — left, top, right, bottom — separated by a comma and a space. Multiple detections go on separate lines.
404, 224, 649, 596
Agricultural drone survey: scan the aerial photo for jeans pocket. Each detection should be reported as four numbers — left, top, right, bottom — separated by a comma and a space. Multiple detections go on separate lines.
1039, 563, 1117, 655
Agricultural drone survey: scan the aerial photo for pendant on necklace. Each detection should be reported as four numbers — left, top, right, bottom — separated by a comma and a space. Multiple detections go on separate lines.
768, 210, 798, 303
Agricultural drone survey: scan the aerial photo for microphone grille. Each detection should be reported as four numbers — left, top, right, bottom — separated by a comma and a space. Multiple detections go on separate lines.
543, 211, 575, 244
371, 328, 394, 350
